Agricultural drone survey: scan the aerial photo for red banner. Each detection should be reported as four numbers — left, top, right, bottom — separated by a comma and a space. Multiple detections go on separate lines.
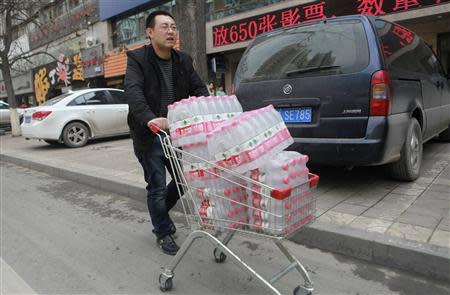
213, 0, 449, 47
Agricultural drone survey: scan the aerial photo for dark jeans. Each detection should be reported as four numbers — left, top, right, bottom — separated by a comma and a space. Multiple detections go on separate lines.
134, 135, 181, 239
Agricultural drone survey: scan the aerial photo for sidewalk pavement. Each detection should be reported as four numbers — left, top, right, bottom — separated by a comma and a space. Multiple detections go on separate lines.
1, 134, 449, 282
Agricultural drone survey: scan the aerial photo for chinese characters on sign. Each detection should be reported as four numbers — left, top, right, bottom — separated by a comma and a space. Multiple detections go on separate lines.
357, 0, 386, 16
212, 0, 449, 47
81, 44, 104, 78
213, 1, 334, 47
33, 53, 85, 104
34, 68, 50, 105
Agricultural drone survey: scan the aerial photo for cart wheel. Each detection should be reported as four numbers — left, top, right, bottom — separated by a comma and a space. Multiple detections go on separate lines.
159, 274, 173, 292
293, 286, 312, 295
213, 248, 227, 263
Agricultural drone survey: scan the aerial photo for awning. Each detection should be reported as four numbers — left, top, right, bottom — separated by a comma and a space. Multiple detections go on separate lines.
103, 42, 147, 78
103, 38, 180, 78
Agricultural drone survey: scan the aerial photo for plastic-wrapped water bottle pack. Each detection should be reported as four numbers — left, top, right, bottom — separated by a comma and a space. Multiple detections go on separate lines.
245, 151, 313, 235
195, 186, 248, 229
168, 95, 242, 147
206, 105, 294, 173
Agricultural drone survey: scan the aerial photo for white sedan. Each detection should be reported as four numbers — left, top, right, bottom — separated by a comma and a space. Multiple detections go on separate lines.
21, 88, 129, 148
0, 100, 24, 127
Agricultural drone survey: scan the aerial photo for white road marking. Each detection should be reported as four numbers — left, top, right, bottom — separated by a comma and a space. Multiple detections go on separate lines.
1, 257, 36, 295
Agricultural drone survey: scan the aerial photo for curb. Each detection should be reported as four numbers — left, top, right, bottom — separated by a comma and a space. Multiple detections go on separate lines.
292, 221, 450, 282
2, 153, 449, 282
0, 153, 147, 203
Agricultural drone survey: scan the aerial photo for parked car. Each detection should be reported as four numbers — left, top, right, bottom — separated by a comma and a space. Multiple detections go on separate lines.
234, 15, 450, 181
21, 88, 129, 148
0, 100, 24, 128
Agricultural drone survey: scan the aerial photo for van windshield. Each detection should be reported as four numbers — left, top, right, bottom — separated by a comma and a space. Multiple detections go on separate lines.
236, 20, 369, 83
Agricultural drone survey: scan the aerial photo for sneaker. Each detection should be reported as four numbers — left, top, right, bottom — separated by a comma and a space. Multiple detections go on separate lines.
157, 234, 179, 255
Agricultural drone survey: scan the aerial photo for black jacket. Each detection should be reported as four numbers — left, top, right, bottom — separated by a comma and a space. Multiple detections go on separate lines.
124, 45, 208, 150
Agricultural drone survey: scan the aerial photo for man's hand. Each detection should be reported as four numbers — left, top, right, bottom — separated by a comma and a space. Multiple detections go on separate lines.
148, 117, 169, 131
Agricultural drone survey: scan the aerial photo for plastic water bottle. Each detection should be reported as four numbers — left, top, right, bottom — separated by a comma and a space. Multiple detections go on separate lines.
214, 96, 222, 114
229, 95, 242, 113
211, 96, 221, 115
220, 96, 230, 114
204, 96, 213, 115
266, 198, 285, 235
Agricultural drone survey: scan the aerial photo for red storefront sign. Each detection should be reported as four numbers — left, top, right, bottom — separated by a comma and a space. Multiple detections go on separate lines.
213, 0, 449, 47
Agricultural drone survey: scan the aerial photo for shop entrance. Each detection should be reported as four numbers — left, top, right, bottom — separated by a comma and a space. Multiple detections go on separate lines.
438, 33, 450, 75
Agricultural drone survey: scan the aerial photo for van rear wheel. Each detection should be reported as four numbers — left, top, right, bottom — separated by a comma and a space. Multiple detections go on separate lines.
387, 118, 422, 182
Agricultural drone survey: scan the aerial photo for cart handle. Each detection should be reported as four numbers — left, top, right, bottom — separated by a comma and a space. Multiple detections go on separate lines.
149, 123, 161, 134
309, 173, 319, 188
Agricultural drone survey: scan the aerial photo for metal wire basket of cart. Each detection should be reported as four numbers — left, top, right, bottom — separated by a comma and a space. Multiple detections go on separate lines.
151, 125, 320, 295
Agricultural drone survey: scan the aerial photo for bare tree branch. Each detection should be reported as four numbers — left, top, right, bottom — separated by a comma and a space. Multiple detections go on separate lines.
9, 50, 57, 68
2, 7, 13, 57
1, 0, 53, 136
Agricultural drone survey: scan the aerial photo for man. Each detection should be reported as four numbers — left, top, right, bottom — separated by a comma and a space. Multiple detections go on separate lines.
124, 10, 208, 255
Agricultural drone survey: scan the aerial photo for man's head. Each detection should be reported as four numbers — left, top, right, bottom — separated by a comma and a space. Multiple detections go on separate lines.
145, 10, 177, 51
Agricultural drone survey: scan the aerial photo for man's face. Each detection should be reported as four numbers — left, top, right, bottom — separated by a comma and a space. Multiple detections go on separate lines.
147, 15, 177, 50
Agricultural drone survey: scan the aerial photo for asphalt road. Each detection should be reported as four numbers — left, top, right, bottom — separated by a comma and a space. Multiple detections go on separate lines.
1, 161, 449, 295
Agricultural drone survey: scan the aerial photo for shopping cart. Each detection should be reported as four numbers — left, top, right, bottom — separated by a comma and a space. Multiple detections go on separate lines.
151, 125, 319, 295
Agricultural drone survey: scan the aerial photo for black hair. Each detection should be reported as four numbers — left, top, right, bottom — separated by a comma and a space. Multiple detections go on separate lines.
146, 10, 174, 28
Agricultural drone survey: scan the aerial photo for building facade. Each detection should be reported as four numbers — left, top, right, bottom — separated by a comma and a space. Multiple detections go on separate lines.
205, 0, 450, 94
2, 0, 179, 105
3, 0, 448, 105
29, 0, 109, 104
100, 0, 177, 88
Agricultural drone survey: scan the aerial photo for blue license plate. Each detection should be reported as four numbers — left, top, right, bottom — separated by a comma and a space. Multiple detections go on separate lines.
25, 116, 31, 123
277, 107, 312, 123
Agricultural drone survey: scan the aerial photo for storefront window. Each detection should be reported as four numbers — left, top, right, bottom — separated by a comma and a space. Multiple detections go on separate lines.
112, 1, 174, 47
206, 0, 287, 21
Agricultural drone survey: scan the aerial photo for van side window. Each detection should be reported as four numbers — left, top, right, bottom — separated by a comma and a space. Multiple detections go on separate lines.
375, 20, 426, 74
422, 44, 447, 76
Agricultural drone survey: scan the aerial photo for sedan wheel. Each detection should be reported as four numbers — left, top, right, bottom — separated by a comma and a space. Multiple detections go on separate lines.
62, 122, 89, 148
